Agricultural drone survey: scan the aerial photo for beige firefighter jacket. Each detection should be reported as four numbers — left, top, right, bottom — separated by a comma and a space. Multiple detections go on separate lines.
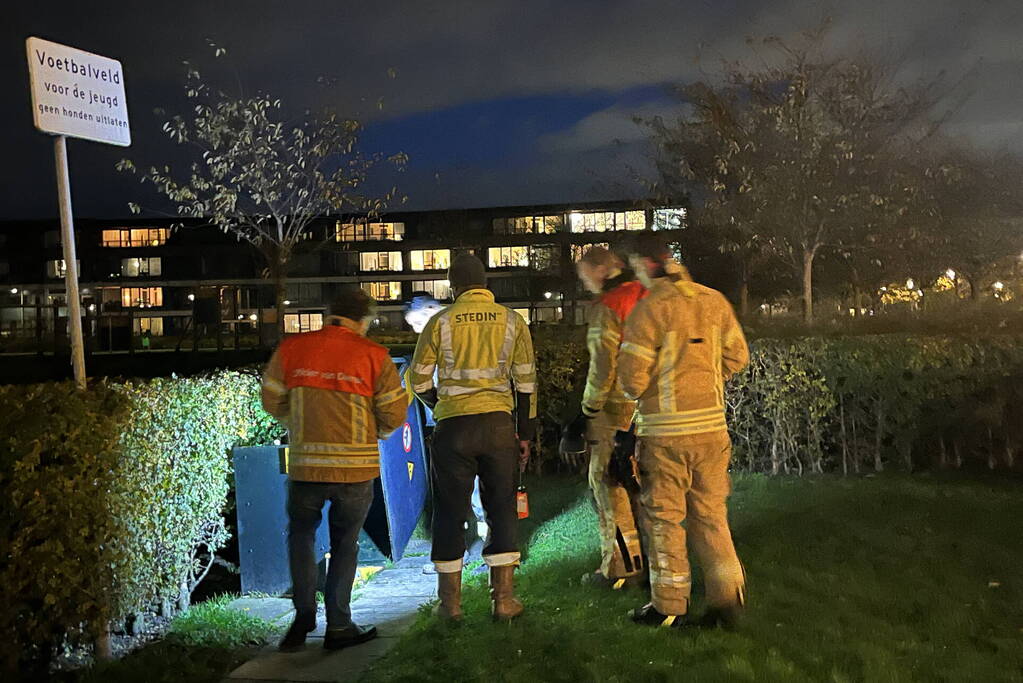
617, 264, 749, 438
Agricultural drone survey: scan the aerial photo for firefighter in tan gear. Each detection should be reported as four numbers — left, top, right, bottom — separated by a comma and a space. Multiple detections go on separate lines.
409, 254, 537, 622
562, 246, 647, 588
617, 234, 750, 629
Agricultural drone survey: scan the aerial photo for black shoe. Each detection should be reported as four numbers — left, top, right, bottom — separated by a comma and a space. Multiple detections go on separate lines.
323, 623, 378, 651
698, 604, 744, 631
628, 603, 689, 628
278, 615, 316, 652
581, 571, 646, 591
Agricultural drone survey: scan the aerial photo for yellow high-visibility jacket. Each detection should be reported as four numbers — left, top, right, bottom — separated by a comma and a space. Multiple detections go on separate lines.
409, 288, 537, 433
617, 265, 749, 438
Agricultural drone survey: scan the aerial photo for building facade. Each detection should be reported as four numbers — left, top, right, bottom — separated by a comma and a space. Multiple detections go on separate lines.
0, 200, 685, 349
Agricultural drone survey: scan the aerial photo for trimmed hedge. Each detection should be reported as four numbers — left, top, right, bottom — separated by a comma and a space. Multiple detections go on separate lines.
533, 329, 1023, 474
0, 370, 284, 674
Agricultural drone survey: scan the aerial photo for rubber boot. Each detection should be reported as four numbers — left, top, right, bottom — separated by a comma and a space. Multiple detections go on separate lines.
434, 571, 463, 622
489, 565, 524, 621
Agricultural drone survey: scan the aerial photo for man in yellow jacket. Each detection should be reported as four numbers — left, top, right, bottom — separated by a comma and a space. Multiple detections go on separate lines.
617, 234, 750, 629
262, 288, 408, 651
409, 254, 537, 622
566, 246, 647, 588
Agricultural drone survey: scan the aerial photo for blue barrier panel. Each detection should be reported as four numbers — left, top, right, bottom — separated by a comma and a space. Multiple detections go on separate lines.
233, 356, 428, 594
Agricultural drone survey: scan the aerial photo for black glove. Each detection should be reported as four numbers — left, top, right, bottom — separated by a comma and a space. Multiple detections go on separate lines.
559, 411, 589, 467
608, 428, 639, 493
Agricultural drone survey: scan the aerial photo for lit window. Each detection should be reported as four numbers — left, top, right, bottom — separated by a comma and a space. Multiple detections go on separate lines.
492, 215, 564, 235
360, 251, 403, 272
409, 249, 451, 271
133, 317, 164, 336
568, 210, 645, 233
487, 246, 529, 268
653, 208, 687, 230
121, 287, 163, 308
284, 313, 324, 334
361, 281, 402, 301
46, 259, 80, 278
335, 221, 405, 242
120, 257, 162, 277
411, 279, 451, 300
570, 243, 611, 261
102, 228, 170, 247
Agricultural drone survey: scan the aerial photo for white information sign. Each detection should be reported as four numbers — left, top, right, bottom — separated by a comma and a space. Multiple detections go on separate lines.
26, 37, 131, 146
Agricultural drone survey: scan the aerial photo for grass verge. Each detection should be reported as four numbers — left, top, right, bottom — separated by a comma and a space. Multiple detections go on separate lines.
67, 594, 279, 683
363, 473, 1023, 682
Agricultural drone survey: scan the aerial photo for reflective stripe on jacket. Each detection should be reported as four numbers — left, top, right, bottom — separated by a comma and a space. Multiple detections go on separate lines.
409, 288, 537, 424
581, 277, 647, 430
617, 264, 749, 438
261, 318, 408, 483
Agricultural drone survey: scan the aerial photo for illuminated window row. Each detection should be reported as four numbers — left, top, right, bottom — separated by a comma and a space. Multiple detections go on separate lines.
568, 210, 645, 233
336, 221, 405, 242
412, 279, 451, 300
285, 313, 323, 334
121, 287, 163, 308
359, 249, 451, 272
102, 228, 170, 248
492, 215, 564, 235
121, 257, 162, 277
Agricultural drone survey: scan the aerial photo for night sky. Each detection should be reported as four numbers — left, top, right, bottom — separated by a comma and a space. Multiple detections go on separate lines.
3, 0, 1021, 219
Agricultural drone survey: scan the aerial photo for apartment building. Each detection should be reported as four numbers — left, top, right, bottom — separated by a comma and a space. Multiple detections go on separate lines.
0, 200, 686, 348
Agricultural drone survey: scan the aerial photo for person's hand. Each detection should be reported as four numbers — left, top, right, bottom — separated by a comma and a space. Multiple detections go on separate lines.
518, 440, 531, 472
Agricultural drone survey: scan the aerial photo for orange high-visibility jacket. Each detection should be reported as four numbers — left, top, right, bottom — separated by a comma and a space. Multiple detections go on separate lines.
261, 318, 409, 483
581, 276, 647, 430
617, 264, 749, 438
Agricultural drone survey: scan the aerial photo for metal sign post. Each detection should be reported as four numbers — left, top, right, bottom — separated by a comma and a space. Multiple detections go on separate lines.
53, 135, 86, 388
26, 36, 131, 388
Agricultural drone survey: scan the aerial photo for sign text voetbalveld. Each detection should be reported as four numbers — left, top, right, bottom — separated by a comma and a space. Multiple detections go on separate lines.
26, 37, 131, 146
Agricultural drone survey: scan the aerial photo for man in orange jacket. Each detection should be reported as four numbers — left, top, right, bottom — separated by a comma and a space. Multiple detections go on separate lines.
262, 288, 408, 652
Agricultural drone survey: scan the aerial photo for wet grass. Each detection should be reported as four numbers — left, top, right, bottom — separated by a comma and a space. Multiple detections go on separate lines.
364, 473, 1023, 682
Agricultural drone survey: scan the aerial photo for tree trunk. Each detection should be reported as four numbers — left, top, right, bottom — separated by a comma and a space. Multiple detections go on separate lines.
802, 249, 815, 325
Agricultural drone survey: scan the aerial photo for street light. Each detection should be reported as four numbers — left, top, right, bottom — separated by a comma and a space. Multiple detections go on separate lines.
543, 291, 552, 299
187, 293, 196, 302
249, 313, 258, 322
283, 300, 291, 306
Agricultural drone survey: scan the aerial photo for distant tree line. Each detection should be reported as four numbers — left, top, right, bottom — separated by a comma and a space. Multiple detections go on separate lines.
640, 26, 1023, 322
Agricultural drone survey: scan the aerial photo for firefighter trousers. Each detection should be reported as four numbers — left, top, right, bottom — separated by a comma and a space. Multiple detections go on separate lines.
430, 411, 520, 572
587, 416, 644, 579
636, 431, 745, 616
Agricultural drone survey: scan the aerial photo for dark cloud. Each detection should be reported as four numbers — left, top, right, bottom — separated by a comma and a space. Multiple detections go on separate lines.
3, 0, 1021, 218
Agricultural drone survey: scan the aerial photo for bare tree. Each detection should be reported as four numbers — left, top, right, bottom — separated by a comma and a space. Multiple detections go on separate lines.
119, 57, 406, 339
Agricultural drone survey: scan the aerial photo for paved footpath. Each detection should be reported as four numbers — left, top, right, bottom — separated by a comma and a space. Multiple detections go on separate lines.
224, 539, 437, 683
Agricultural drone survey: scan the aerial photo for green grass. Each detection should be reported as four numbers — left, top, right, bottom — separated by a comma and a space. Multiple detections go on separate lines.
363, 473, 1023, 683
68, 594, 279, 683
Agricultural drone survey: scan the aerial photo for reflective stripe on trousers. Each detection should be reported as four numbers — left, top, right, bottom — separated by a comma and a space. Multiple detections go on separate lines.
636, 431, 744, 616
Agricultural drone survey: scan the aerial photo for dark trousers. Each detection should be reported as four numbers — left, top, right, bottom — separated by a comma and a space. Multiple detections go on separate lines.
430, 411, 520, 571
287, 479, 375, 627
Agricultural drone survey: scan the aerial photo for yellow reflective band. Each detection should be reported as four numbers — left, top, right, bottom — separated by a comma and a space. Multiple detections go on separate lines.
662, 615, 677, 627
613, 579, 626, 590
262, 376, 287, 395
377, 386, 407, 405
621, 342, 657, 360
